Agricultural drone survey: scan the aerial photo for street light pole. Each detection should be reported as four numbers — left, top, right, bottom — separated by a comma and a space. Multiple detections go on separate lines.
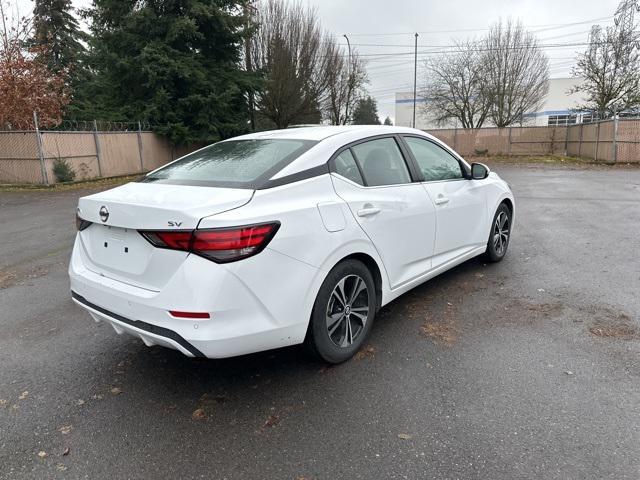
343, 34, 352, 125
412, 32, 419, 128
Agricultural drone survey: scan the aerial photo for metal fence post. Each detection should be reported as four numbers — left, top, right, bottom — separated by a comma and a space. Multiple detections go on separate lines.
33, 111, 49, 185
453, 127, 458, 151
578, 123, 584, 158
93, 120, 103, 177
564, 125, 569, 155
612, 116, 619, 163
595, 120, 600, 162
508, 127, 512, 156
137, 121, 144, 172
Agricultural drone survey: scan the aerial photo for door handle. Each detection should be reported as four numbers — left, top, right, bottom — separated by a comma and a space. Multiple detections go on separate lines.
357, 206, 381, 217
434, 196, 450, 206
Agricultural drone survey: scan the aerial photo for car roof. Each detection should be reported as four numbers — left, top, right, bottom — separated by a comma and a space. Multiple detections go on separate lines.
229, 125, 425, 142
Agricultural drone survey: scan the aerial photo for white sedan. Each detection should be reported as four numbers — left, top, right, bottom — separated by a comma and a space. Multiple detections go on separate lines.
70, 126, 514, 363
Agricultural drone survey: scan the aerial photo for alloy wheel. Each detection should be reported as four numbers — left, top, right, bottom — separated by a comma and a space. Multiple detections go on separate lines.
325, 274, 370, 348
493, 211, 510, 256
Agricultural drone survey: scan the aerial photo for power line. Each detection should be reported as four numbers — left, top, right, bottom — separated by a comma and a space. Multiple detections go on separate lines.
333, 42, 595, 58
333, 16, 613, 38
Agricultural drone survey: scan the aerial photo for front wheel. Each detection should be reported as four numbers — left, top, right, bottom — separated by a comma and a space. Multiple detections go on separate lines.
306, 260, 376, 364
485, 203, 512, 262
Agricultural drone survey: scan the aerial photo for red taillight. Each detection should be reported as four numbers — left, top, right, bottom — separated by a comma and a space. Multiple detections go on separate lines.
169, 311, 210, 319
139, 222, 280, 263
140, 231, 192, 250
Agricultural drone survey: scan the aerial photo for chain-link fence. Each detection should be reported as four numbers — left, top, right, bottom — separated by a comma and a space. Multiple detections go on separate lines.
2, 118, 639, 184
0, 126, 199, 185
425, 118, 640, 163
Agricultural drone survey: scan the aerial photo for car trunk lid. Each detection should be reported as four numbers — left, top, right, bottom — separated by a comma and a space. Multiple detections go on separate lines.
76, 182, 253, 291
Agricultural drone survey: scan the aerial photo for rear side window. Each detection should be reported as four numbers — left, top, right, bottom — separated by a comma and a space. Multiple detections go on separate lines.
142, 139, 317, 189
333, 150, 364, 185
403, 136, 463, 181
351, 138, 411, 186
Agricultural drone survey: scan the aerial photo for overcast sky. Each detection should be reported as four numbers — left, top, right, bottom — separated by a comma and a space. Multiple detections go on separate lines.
13, 0, 622, 122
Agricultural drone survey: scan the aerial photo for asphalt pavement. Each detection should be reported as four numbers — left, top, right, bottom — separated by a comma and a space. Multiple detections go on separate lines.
1, 164, 639, 479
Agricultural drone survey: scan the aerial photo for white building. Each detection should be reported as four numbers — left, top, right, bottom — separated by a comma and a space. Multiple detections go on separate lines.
395, 77, 590, 129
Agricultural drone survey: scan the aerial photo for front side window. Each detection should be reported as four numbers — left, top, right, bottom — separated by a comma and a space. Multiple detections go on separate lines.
403, 136, 463, 182
351, 138, 411, 186
142, 139, 317, 188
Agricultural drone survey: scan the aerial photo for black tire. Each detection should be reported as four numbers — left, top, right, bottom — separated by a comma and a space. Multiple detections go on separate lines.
485, 203, 512, 262
305, 259, 376, 364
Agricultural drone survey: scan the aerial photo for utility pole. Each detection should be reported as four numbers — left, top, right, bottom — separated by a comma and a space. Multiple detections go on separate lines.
244, 2, 256, 131
343, 34, 352, 125
412, 33, 419, 128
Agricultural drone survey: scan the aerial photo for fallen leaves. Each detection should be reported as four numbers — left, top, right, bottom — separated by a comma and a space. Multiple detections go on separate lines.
397, 433, 413, 440
589, 314, 637, 338
262, 414, 280, 429
110, 387, 122, 396
62, 447, 70, 456
58, 425, 73, 435
37, 451, 47, 458
18, 391, 29, 400
191, 408, 207, 420
354, 344, 375, 360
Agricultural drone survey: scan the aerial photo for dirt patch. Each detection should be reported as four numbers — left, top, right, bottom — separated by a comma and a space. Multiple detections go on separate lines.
0, 264, 49, 290
420, 317, 458, 346
525, 302, 564, 316
0, 270, 16, 289
589, 313, 637, 339
420, 301, 459, 346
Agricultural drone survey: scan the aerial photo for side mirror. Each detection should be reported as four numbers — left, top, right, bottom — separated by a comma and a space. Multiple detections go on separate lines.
471, 162, 490, 180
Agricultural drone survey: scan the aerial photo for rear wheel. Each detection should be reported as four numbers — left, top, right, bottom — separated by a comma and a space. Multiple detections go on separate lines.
306, 260, 376, 364
485, 203, 512, 262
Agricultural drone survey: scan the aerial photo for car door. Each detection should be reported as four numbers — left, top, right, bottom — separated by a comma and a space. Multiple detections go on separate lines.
330, 136, 436, 289
401, 135, 487, 268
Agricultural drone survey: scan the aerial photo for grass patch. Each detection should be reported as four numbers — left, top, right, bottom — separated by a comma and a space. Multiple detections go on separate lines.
476, 154, 597, 165
0, 174, 143, 192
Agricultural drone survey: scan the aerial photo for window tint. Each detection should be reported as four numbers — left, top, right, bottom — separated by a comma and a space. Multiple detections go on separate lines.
333, 149, 364, 185
142, 139, 317, 188
351, 138, 411, 186
404, 137, 463, 181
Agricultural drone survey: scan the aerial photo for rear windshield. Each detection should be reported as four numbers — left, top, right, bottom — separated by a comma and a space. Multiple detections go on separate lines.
141, 139, 317, 188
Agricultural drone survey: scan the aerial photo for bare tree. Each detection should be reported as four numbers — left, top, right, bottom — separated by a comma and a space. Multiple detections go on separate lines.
322, 43, 368, 125
571, 22, 640, 118
421, 40, 490, 128
250, 0, 333, 129
481, 19, 549, 127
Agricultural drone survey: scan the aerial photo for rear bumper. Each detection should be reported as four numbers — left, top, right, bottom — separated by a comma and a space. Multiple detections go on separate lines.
72, 292, 205, 357
69, 235, 324, 359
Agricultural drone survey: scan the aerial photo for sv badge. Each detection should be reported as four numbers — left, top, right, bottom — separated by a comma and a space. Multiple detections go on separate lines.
168, 221, 183, 227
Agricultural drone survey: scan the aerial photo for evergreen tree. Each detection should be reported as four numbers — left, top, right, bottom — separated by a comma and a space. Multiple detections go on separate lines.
32, 0, 85, 71
352, 96, 380, 125
69, 0, 258, 144
383, 116, 393, 126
